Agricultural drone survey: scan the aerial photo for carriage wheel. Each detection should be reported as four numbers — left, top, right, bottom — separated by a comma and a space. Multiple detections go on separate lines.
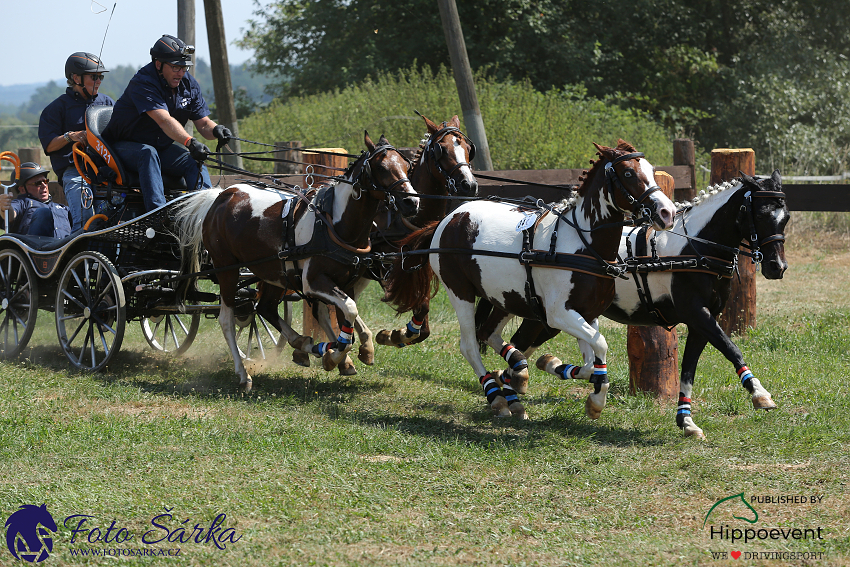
0, 249, 39, 358
235, 300, 289, 360
140, 312, 200, 355
55, 251, 126, 371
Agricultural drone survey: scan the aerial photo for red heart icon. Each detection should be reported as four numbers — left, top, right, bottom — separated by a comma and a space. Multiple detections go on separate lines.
731, 551, 741, 559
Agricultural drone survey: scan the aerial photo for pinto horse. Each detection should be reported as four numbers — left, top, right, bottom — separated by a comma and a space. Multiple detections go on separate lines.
371, 113, 478, 349
493, 171, 788, 437
382, 140, 676, 419
173, 132, 419, 390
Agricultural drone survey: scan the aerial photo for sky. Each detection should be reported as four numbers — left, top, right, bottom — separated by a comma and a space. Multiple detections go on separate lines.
1, 0, 273, 87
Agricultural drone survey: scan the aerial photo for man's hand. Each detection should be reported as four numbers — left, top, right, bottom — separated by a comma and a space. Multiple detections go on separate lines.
186, 138, 210, 161
0, 193, 12, 213
212, 125, 233, 145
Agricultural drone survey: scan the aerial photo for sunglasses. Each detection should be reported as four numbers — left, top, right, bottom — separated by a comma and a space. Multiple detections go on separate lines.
26, 178, 49, 188
86, 74, 105, 81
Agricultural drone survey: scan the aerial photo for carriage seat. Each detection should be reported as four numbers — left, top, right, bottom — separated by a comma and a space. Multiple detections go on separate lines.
74, 105, 187, 192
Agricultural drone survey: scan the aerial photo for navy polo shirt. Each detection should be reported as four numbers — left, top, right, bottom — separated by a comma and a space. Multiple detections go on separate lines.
38, 88, 114, 178
103, 61, 210, 152
7, 195, 73, 239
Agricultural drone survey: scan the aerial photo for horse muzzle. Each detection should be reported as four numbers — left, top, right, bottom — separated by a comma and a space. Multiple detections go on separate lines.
399, 196, 420, 217
761, 244, 788, 279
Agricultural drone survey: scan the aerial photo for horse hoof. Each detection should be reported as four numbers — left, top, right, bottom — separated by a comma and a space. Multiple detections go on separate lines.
240, 377, 253, 392
292, 351, 311, 368
491, 368, 504, 387
536, 353, 561, 372
357, 345, 374, 366
752, 395, 777, 410
508, 367, 529, 395
321, 351, 337, 371
491, 397, 511, 418
684, 427, 706, 440
375, 330, 393, 346
585, 394, 604, 420
338, 358, 357, 376
508, 401, 529, 420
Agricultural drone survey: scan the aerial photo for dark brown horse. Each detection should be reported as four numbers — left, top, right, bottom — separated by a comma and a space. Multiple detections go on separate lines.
382, 141, 676, 419
173, 132, 419, 389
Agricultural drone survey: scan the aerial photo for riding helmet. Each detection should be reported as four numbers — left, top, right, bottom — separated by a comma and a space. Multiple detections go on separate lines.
150, 34, 195, 67
65, 52, 108, 81
12, 162, 50, 191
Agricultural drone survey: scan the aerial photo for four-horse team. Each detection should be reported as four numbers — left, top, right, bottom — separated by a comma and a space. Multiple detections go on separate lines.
0, 34, 790, 439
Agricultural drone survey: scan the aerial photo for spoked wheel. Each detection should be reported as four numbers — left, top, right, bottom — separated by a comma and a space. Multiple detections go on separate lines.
0, 249, 38, 358
141, 312, 200, 355
235, 300, 290, 361
55, 251, 126, 371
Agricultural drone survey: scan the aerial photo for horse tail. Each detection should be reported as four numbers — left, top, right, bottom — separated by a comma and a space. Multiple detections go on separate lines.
382, 221, 440, 313
171, 188, 225, 300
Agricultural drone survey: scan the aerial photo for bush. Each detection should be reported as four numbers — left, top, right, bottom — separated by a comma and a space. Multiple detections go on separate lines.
239, 66, 675, 173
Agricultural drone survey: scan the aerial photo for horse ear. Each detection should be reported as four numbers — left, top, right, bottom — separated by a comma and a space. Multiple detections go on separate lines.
364, 130, 375, 151
739, 170, 755, 184
419, 112, 439, 133
449, 115, 460, 128
616, 139, 637, 152
771, 169, 782, 187
378, 134, 390, 146
592, 142, 613, 159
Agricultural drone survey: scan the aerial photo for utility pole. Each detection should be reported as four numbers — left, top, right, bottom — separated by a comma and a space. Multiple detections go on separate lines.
203, 0, 243, 169
177, 0, 195, 136
436, 0, 493, 171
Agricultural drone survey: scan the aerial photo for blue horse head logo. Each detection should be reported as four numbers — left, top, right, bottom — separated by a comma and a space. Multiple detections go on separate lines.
5, 504, 58, 563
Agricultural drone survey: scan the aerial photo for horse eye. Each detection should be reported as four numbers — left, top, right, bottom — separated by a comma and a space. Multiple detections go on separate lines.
623, 170, 633, 178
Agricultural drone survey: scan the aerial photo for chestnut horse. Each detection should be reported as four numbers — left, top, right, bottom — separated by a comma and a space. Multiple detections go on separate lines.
382, 141, 676, 419
486, 171, 788, 437
173, 132, 419, 390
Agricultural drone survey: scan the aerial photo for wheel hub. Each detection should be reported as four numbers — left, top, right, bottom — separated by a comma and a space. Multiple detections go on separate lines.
83, 307, 91, 319
1, 298, 7, 310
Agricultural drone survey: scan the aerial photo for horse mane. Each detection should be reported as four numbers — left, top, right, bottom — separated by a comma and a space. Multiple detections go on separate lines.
674, 179, 739, 210
409, 133, 430, 176
575, 139, 638, 197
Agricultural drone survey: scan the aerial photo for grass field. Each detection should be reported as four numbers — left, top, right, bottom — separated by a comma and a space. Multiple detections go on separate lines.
0, 218, 848, 566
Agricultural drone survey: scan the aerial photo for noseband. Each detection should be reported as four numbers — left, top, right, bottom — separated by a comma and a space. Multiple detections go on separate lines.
604, 152, 662, 222
427, 125, 475, 195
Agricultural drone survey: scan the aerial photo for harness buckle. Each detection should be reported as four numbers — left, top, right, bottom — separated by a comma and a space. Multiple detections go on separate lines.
520, 250, 535, 264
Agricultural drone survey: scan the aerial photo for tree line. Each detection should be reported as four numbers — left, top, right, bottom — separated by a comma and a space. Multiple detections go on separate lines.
238, 0, 850, 175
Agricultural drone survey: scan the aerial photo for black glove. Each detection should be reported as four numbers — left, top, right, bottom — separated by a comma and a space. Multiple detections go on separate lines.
186, 138, 210, 161
212, 124, 233, 144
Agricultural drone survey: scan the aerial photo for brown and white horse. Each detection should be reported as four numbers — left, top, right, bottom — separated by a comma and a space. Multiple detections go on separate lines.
173, 132, 419, 390
382, 141, 676, 419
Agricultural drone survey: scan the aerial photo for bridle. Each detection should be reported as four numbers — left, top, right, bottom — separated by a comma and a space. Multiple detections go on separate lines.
355, 144, 414, 212
604, 151, 663, 223
426, 125, 476, 195
739, 188, 787, 263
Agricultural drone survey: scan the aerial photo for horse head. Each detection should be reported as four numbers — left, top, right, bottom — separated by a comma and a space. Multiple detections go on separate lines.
362, 131, 420, 217
591, 140, 675, 231
417, 113, 478, 197
739, 170, 789, 279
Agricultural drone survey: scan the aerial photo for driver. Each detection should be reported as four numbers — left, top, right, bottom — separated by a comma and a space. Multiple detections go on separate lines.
0, 163, 73, 238
102, 34, 232, 212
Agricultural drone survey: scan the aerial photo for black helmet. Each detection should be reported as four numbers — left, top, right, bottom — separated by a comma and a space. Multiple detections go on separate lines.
12, 162, 50, 191
150, 34, 195, 67
65, 52, 108, 81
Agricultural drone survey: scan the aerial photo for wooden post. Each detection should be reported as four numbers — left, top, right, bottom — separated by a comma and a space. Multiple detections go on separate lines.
299, 148, 348, 341
203, 0, 243, 169
673, 138, 696, 202
177, 0, 195, 136
627, 171, 679, 398
710, 148, 757, 337
436, 0, 494, 171
17, 147, 42, 166
274, 141, 302, 175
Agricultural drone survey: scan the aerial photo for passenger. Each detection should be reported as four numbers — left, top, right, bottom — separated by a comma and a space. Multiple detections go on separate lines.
0, 163, 73, 238
102, 34, 232, 212
39, 52, 114, 231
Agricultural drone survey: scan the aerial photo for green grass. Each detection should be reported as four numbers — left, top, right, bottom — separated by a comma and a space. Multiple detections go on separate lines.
1, 237, 848, 566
